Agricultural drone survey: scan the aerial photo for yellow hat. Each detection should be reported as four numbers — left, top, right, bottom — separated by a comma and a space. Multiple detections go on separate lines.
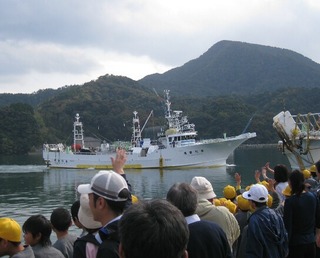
132, 194, 139, 204
310, 165, 317, 173
245, 184, 252, 191
219, 197, 227, 205
224, 200, 237, 214
282, 185, 292, 197
260, 180, 269, 190
0, 218, 22, 242
223, 185, 236, 199
302, 169, 311, 179
236, 195, 250, 211
267, 194, 273, 208
214, 199, 221, 206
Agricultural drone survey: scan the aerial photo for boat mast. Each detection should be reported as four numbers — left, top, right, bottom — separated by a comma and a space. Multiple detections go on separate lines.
131, 110, 153, 147
73, 113, 85, 149
132, 111, 141, 147
164, 90, 180, 130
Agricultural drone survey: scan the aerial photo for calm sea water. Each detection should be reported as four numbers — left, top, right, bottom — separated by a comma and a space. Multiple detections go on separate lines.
0, 146, 290, 241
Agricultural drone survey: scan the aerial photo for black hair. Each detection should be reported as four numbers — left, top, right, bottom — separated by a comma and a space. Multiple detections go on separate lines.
274, 164, 289, 183
70, 200, 80, 221
289, 169, 305, 196
50, 207, 72, 231
316, 160, 320, 173
22, 215, 52, 247
166, 182, 198, 216
119, 199, 189, 258
251, 200, 267, 207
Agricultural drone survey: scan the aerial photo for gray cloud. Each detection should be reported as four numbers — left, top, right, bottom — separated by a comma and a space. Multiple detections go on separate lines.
0, 0, 320, 93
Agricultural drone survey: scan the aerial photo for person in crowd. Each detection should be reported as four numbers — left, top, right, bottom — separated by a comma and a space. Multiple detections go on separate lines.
234, 195, 250, 258
264, 162, 289, 202
303, 169, 317, 190
70, 200, 86, 237
255, 167, 281, 209
118, 199, 189, 258
73, 193, 102, 258
77, 148, 131, 258
167, 182, 232, 258
190, 176, 240, 251
223, 185, 237, 201
22, 214, 64, 258
242, 183, 288, 258
50, 207, 77, 258
0, 217, 35, 258
283, 169, 320, 258
311, 164, 318, 178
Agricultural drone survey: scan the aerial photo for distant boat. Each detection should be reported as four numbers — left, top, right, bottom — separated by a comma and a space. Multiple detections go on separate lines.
43, 90, 256, 169
273, 111, 320, 170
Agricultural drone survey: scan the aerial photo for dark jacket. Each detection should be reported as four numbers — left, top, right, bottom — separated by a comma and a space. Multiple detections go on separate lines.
187, 220, 232, 258
96, 220, 120, 258
246, 206, 288, 258
73, 233, 99, 258
284, 191, 320, 246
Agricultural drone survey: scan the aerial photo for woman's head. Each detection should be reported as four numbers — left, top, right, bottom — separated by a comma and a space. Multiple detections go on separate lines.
289, 170, 305, 195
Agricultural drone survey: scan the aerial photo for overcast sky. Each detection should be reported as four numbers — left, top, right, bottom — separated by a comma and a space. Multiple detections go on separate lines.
0, 0, 319, 94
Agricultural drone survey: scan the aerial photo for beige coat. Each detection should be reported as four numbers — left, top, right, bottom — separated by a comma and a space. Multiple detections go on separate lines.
195, 198, 240, 249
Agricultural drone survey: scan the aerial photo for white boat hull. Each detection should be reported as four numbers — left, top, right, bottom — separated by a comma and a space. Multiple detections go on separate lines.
43, 133, 256, 169
280, 139, 320, 170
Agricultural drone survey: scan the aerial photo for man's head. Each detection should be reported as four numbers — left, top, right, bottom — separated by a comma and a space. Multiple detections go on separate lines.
166, 182, 198, 217
190, 176, 216, 201
242, 184, 268, 209
119, 199, 189, 258
78, 170, 130, 222
0, 218, 22, 257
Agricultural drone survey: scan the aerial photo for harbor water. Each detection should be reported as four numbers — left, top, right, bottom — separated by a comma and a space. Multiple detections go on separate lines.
0, 145, 290, 240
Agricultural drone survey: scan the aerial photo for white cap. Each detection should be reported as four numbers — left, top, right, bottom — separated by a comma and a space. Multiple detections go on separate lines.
190, 176, 216, 199
242, 184, 268, 203
77, 170, 129, 202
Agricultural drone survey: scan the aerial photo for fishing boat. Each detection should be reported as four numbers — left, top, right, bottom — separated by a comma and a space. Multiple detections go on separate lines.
43, 90, 256, 169
273, 110, 320, 170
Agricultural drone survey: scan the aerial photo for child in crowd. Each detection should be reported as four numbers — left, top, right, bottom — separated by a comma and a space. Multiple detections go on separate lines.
70, 200, 86, 237
22, 214, 64, 258
73, 194, 102, 258
0, 217, 35, 258
50, 207, 78, 258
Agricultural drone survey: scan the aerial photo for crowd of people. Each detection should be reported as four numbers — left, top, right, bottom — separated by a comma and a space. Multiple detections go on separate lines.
1, 149, 320, 258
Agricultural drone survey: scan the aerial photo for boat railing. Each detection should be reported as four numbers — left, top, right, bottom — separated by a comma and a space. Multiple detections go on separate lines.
292, 112, 320, 135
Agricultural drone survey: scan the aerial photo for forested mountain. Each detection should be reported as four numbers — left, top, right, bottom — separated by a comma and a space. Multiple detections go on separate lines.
139, 40, 320, 97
